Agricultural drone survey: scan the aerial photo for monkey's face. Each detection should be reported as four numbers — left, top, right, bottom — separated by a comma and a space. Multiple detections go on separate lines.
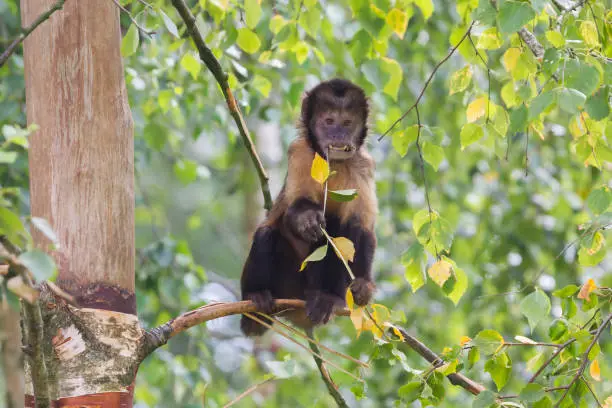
302, 79, 369, 161
311, 109, 364, 160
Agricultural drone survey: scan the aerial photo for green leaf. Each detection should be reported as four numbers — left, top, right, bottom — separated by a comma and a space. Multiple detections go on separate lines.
449, 65, 473, 95
556, 88, 586, 114
299, 244, 328, 271
121, 24, 139, 57
565, 60, 600, 96
402, 242, 425, 292
265, 360, 302, 379
498, 1, 535, 33
446, 263, 467, 305
477, 28, 502, 50
392, 125, 418, 157
236, 28, 261, 54
548, 319, 568, 342
180, 53, 201, 80
0, 151, 18, 164
269, 15, 287, 34
329, 189, 358, 202
0, 207, 26, 247
173, 159, 198, 185
545, 30, 565, 48
529, 91, 554, 120
298, 6, 321, 38
484, 352, 511, 391
585, 87, 610, 121
460, 123, 484, 149
244, 0, 262, 29
398, 381, 425, 402
472, 390, 496, 408
520, 383, 545, 403
386, 8, 409, 38
473, 329, 504, 355
587, 186, 611, 215
509, 105, 528, 134
251, 75, 272, 97
422, 142, 444, 171
552, 284, 579, 298
579, 21, 599, 47
19, 250, 57, 281
159, 9, 179, 38
381, 58, 403, 101
414, 0, 434, 20
520, 289, 551, 332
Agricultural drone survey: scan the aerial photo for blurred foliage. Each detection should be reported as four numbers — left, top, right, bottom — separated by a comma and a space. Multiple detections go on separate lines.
1, 0, 612, 407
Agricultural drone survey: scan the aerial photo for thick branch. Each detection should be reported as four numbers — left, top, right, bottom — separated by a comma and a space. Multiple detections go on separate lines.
170, 0, 273, 210
142, 300, 487, 397
0, 0, 66, 68
518, 28, 544, 59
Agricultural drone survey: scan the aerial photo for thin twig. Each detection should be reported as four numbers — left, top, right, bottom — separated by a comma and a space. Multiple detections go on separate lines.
581, 375, 604, 408
379, 21, 475, 140
170, 0, 273, 210
0, 0, 66, 67
306, 328, 349, 408
223, 377, 274, 408
111, 0, 154, 36
554, 313, 612, 407
244, 312, 363, 382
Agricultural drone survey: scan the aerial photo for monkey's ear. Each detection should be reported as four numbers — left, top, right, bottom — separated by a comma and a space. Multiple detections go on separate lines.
300, 91, 311, 124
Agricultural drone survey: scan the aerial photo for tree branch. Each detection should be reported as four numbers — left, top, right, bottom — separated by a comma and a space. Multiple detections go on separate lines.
169, 0, 273, 210
0, 0, 66, 68
379, 21, 475, 140
518, 28, 545, 60
142, 300, 488, 397
396, 327, 487, 395
554, 313, 612, 407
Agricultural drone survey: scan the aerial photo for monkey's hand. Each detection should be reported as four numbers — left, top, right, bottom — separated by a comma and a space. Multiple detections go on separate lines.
244, 290, 275, 314
350, 278, 375, 306
306, 291, 343, 325
293, 209, 325, 243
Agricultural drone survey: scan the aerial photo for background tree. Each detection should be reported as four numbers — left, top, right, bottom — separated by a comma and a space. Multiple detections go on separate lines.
1, 0, 611, 407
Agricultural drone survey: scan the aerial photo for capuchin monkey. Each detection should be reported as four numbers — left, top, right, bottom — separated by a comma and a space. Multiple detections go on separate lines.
240, 78, 377, 336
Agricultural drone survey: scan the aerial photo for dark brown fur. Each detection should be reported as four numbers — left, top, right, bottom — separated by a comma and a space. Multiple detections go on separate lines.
241, 79, 377, 336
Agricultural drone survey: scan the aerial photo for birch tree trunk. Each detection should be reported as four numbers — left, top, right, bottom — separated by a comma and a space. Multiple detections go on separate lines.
21, 0, 137, 406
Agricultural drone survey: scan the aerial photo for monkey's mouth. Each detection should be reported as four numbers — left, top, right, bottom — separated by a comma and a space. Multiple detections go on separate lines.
328, 144, 354, 153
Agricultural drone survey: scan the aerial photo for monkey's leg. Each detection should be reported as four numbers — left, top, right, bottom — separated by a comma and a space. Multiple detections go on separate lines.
240, 226, 278, 336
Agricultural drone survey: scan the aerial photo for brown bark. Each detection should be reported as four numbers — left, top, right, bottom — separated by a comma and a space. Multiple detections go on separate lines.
21, 0, 135, 312
0, 305, 24, 408
21, 0, 136, 406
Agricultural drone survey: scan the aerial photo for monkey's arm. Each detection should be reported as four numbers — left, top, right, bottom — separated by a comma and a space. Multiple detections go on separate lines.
350, 228, 376, 306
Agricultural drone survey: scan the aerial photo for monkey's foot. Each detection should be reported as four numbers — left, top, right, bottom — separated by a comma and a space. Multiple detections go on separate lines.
244, 290, 275, 314
240, 315, 270, 337
306, 292, 344, 325
350, 278, 375, 306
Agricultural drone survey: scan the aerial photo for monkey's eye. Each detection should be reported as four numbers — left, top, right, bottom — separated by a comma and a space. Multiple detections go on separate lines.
343, 120, 352, 127
325, 118, 334, 125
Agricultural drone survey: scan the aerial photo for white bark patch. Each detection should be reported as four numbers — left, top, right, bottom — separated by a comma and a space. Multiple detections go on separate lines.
52, 325, 86, 360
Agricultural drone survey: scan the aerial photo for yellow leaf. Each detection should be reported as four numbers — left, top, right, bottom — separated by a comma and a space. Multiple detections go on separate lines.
386, 8, 409, 39
428, 259, 452, 287
603, 396, 612, 408
384, 322, 405, 341
332, 237, 355, 262
346, 287, 354, 311
310, 152, 330, 184
435, 359, 458, 375
350, 306, 372, 337
579, 21, 599, 48
460, 336, 472, 346
578, 278, 597, 300
590, 358, 601, 381
466, 97, 488, 123
502, 48, 521, 73
545, 30, 565, 48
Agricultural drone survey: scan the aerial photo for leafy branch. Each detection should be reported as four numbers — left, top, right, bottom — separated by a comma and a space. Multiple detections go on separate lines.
0, 0, 66, 68
170, 0, 273, 210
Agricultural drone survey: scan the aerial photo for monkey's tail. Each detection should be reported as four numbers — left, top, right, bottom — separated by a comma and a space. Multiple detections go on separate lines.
305, 327, 349, 408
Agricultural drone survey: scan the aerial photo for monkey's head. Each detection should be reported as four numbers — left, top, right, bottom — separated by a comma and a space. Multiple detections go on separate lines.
301, 79, 368, 160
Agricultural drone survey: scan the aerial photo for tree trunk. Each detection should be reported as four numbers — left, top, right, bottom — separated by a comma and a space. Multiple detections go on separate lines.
0, 305, 24, 408
21, 0, 136, 406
